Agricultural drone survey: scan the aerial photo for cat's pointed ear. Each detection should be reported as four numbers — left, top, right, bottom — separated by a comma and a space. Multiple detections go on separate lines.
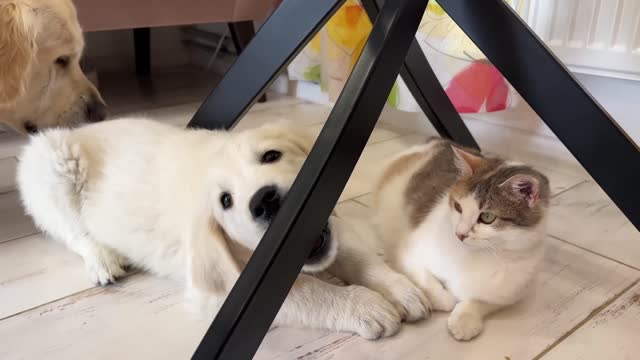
451, 145, 484, 177
500, 174, 541, 207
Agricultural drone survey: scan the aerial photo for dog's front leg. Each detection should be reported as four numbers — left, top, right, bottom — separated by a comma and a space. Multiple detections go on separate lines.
272, 274, 401, 340
328, 217, 430, 322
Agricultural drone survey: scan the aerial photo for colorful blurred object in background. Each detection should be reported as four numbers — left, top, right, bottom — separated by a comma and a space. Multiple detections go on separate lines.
288, 0, 527, 114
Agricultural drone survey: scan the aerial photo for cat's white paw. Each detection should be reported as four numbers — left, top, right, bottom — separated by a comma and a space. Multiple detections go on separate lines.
84, 246, 128, 285
418, 271, 457, 312
430, 288, 457, 312
447, 309, 483, 341
346, 286, 402, 340
377, 275, 431, 322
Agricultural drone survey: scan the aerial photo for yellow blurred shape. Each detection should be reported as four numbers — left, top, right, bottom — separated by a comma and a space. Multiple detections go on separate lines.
326, 0, 372, 51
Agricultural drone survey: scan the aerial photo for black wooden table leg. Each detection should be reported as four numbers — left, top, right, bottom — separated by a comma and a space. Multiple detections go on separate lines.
439, 0, 640, 230
228, 21, 267, 103
191, 0, 429, 358
362, 0, 479, 150
133, 27, 151, 78
188, 1, 345, 130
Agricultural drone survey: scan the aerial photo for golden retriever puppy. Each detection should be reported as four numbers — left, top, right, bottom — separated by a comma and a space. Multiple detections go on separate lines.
0, 0, 106, 134
17, 119, 430, 339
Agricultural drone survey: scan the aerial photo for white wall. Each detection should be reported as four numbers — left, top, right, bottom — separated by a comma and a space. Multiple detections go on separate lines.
575, 73, 640, 144
526, 0, 640, 81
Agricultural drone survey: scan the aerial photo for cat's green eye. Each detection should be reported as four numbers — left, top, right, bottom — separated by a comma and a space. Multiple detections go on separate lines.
479, 212, 497, 224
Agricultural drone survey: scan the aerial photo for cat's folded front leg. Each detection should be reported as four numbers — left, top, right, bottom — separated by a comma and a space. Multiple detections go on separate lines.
423, 271, 458, 312
447, 300, 501, 341
404, 268, 457, 312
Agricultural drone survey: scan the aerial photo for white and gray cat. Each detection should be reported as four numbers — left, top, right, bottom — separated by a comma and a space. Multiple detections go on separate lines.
373, 138, 550, 341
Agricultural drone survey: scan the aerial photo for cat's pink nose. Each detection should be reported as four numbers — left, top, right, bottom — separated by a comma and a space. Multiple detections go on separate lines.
456, 233, 468, 241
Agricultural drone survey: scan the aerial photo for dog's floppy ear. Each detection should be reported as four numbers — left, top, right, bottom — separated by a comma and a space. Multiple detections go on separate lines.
263, 120, 319, 155
0, 2, 36, 105
287, 125, 318, 155
187, 216, 241, 298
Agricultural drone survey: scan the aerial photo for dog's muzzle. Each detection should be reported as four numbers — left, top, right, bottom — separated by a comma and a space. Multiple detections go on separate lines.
252, 186, 336, 272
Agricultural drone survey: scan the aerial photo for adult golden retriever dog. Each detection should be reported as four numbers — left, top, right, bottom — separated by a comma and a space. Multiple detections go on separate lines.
17, 119, 430, 339
0, 0, 106, 134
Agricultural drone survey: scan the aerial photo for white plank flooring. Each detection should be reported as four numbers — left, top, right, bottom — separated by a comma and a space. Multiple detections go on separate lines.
0, 235, 92, 320
0, 191, 37, 244
542, 281, 640, 360
0, 156, 17, 193
548, 181, 640, 269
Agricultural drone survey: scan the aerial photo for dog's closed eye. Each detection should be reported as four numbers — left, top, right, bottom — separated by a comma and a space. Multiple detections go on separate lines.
55, 56, 71, 68
261, 150, 282, 164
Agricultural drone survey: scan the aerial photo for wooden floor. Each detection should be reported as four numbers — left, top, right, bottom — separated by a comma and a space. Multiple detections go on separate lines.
1, 85, 639, 359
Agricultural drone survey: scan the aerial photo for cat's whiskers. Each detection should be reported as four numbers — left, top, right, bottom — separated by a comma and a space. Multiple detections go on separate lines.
486, 241, 504, 259
484, 239, 501, 254
480, 239, 505, 265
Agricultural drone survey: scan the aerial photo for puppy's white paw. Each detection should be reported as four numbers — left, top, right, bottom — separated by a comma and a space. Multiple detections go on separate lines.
430, 288, 457, 312
377, 275, 431, 322
84, 246, 128, 285
346, 286, 402, 340
448, 308, 483, 341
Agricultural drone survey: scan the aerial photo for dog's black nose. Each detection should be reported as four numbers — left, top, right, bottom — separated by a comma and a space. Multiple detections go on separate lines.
86, 97, 107, 122
249, 186, 281, 221
24, 121, 38, 134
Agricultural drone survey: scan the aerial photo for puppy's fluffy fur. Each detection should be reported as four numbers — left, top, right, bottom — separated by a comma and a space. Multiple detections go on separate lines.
17, 118, 429, 339
0, 0, 106, 134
